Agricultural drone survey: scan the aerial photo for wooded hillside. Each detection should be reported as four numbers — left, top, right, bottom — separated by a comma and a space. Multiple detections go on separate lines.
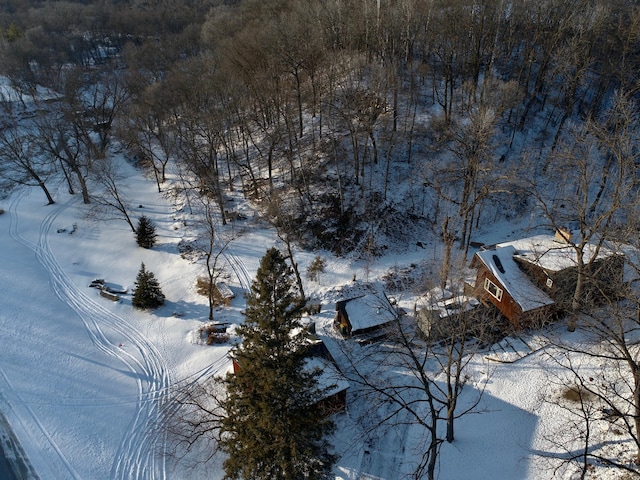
1, 0, 639, 256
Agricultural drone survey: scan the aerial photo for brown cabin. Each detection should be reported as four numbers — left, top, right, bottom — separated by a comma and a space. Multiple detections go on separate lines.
469, 232, 626, 329
470, 245, 556, 329
509, 239, 624, 309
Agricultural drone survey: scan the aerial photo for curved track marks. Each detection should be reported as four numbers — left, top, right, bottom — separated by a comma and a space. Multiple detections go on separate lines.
8, 191, 171, 479
223, 246, 252, 292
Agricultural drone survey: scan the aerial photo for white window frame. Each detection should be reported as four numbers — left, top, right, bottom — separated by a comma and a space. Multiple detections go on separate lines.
484, 277, 503, 302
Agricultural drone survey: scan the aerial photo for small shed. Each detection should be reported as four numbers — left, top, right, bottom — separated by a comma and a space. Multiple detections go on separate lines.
416, 292, 480, 340
333, 290, 398, 337
213, 282, 235, 306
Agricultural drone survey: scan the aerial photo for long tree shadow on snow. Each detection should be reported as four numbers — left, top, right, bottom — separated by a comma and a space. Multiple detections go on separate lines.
336, 383, 538, 480
437, 387, 538, 480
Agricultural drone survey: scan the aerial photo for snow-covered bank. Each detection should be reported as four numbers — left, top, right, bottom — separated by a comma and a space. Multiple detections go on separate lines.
0, 163, 635, 480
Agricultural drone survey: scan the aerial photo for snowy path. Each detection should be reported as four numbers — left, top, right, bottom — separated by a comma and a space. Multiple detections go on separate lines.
7, 191, 172, 479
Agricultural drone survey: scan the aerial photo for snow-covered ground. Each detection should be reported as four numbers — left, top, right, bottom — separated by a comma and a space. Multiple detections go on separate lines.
0, 162, 632, 479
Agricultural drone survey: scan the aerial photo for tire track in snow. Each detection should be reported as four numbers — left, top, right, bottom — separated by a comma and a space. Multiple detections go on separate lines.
9, 191, 172, 479
9, 188, 37, 252
222, 244, 252, 292
38, 199, 170, 480
158, 354, 230, 431
4, 190, 83, 478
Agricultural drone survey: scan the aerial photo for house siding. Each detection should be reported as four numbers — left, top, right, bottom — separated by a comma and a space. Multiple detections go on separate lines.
474, 267, 524, 329
514, 254, 625, 309
474, 266, 555, 329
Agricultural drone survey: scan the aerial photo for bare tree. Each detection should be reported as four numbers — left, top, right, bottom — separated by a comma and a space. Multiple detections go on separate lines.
329, 78, 387, 190
88, 156, 137, 232
0, 117, 56, 205
35, 110, 92, 204
169, 57, 230, 224
196, 195, 234, 322
266, 192, 306, 303
531, 93, 640, 472
425, 110, 505, 255
539, 297, 640, 477
338, 289, 491, 480
122, 77, 180, 193
524, 91, 640, 329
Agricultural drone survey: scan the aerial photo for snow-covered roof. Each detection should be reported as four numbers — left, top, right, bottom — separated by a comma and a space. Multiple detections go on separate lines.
342, 292, 397, 333
420, 286, 454, 304
215, 281, 234, 299
475, 245, 554, 313
424, 295, 480, 320
304, 356, 350, 399
327, 281, 380, 304
498, 234, 618, 273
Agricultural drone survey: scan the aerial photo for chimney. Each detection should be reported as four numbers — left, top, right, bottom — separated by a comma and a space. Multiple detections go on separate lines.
554, 227, 572, 244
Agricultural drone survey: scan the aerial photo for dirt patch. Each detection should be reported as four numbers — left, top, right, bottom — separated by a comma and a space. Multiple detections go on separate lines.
562, 386, 592, 403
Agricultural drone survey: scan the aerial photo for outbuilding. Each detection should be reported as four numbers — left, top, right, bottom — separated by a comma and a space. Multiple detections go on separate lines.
333, 289, 398, 337
213, 282, 235, 306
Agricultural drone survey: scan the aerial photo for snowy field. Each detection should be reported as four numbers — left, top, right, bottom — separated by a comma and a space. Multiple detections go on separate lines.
0, 162, 631, 480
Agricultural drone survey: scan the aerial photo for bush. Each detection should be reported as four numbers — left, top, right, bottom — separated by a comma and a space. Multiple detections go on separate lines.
132, 263, 165, 309
196, 277, 211, 296
135, 215, 157, 249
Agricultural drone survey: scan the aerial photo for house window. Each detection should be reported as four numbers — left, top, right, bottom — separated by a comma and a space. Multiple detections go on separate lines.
484, 277, 503, 301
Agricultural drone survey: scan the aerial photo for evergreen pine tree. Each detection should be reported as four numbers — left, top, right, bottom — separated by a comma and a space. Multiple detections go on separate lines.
135, 215, 157, 249
132, 262, 165, 309
306, 255, 326, 283
220, 248, 335, 480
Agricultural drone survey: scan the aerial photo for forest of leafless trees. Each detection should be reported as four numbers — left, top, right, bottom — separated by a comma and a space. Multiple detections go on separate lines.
2, 0, 639, 258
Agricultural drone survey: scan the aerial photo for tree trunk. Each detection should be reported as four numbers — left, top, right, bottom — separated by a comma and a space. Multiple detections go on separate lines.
207, 266, 215, 321
283, 237, 305, 303
442, 217, 455, 290
294, 69, 303, 138
446, 409, 455, 443
58, 158, 74, 194
38, 180, 56, 205
427, 425, 438, 480
633, 368, 640, 464
74, 167, 91, 204
568, 250, 585, 332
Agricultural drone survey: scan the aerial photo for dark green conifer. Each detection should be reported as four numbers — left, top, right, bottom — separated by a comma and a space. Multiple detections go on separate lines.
132, 262, 165, 309
220, 247, 335, 480
135, 215, 157, 249
306, 255, 326, 283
